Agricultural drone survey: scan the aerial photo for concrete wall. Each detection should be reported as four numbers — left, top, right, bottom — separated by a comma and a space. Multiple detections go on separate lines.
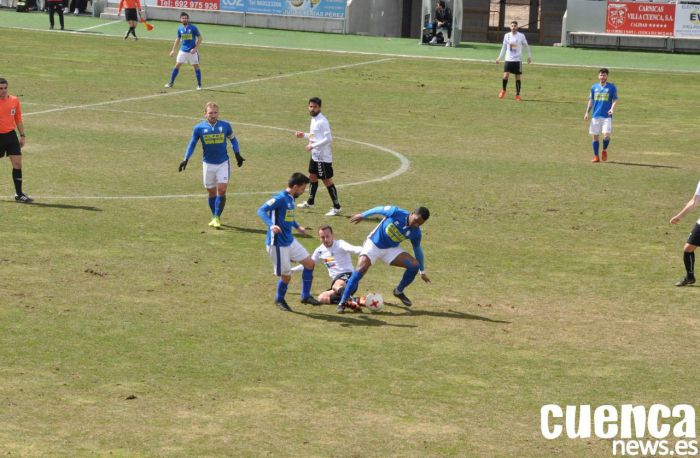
565, 0, 607, 34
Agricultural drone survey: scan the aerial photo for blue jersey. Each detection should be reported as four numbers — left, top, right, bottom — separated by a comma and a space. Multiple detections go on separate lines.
184, 120, 235, 165
589, 82, 618, 119
177, 24, 200, 52
362, 205, 425, 270
257, 190, 299, 247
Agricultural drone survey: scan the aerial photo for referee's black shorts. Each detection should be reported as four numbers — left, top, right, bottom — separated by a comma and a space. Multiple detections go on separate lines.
687, 223, 700, 246
308, 159, 334, 180
503, 60, 522, 75
125, 8, 138, 21
0, 131, 21, 157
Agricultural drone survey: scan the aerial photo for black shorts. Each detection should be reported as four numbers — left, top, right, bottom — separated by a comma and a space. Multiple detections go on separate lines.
308, 159, 334, 180
125, 8, 138, 21
329, 272, 351, 290
0, 131, 21, 157
504, 61, 522, 75
687, 223, 700, 246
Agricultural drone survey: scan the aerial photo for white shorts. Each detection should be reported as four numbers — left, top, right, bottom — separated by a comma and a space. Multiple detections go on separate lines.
176, 50, 200, 65
360, 238, 404, 266
589, 117, 612, 136
202, 161, 229, 189
267, 239, 310, 276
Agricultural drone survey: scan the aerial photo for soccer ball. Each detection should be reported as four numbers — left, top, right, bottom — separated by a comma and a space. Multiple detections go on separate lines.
364, 293, 384, 312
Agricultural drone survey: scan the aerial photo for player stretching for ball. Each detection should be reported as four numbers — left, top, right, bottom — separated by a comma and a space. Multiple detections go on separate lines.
295, 97, 342, 216
496, 21, 531, 101
257, 172, 321, 312
178, 102, 244, 229
165, 12, 202, 90
337, 206, 431, 313
584, 68, 618, 163
292, 225, 362, 305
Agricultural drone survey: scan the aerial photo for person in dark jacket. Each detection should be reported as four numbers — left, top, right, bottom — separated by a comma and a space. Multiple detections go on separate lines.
431, 0, 453, 47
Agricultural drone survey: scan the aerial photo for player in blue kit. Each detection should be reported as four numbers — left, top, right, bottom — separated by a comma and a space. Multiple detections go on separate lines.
257, 172, 321, 311
337, 206, 431, 313
584, 68, 618, 163
178, 102, 245, 228
165, 12, 203, 90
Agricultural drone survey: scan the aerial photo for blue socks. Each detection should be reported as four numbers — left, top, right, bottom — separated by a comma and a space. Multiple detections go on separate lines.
195, 68, 202, 86
208, 197, 216, 216
592, 140, 600, 157
397, 265, 419, 293
339, 270, 364, 305
603, 138, 610, 150
215, 196, 226, 217
275, 280, 288, 303
170, 68, 179, 85
301, 268, 313, 299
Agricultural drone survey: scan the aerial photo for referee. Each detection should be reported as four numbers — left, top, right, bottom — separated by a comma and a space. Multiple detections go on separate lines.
0, 78, 32, 203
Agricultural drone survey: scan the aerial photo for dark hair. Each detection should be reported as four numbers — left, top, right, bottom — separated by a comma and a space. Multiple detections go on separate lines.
599, 68, 609, 75
0, 77, 7, 86
180, 12, 189, 18
308, 97, 322, 107
414, 207, 430, 221
511, 21, 518, 26
319, 225, 333, 233
437, 0, 445, 7
288, 172, 310, 187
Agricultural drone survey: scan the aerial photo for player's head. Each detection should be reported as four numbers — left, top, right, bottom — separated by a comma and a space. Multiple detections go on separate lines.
288, 172, 310, 197
408, 207, 430, 227
308, 97, 322, 117
204, 102, 219, 123
0, 78, 7, 98
510, 21, 518, 32
437, 0, 445, 10
318, 225, 335, 247
598, 68, 609, 84
180, 12, 189, 25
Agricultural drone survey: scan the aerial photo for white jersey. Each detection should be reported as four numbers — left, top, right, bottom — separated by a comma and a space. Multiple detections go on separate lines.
311, 239, 361, 278
304, 112, 333, 163
695, 181, 700, 224
498, 31, 531, 62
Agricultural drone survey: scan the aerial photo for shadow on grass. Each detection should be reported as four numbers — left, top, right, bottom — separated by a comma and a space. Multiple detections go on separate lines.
380, 302, 511, 324
295, 310, 418, 328
220, 224, 267, 235
202, 89, 247, 95
1, 200, 102, 211
607, 161, 679, 169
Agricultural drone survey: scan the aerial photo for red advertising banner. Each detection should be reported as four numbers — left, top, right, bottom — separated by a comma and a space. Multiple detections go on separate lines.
157, 0, 220, 10
606, 1, 676, 36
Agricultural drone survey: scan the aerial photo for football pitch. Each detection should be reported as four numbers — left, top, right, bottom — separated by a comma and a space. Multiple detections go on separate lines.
2, 11, 700, 456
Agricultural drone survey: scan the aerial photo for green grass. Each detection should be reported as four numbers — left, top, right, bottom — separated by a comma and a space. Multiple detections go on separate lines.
1, 16, 699, 457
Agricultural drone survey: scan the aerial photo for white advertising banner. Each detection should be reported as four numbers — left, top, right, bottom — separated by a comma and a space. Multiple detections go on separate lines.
674, 1, 700, 37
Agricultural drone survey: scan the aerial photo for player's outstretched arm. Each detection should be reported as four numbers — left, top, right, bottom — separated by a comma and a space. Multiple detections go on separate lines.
412, 242, 430, 283
671, 195, 700, 224
349, 214, 364, 224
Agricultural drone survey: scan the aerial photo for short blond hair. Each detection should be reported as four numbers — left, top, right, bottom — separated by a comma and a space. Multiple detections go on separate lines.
204, 102, 219, 112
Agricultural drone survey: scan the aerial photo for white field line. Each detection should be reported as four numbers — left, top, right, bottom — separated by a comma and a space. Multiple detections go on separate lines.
23, 57, 394, 117
17, 107, 410, 200
78, 20, 121, 32
3, 24, 699, 74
